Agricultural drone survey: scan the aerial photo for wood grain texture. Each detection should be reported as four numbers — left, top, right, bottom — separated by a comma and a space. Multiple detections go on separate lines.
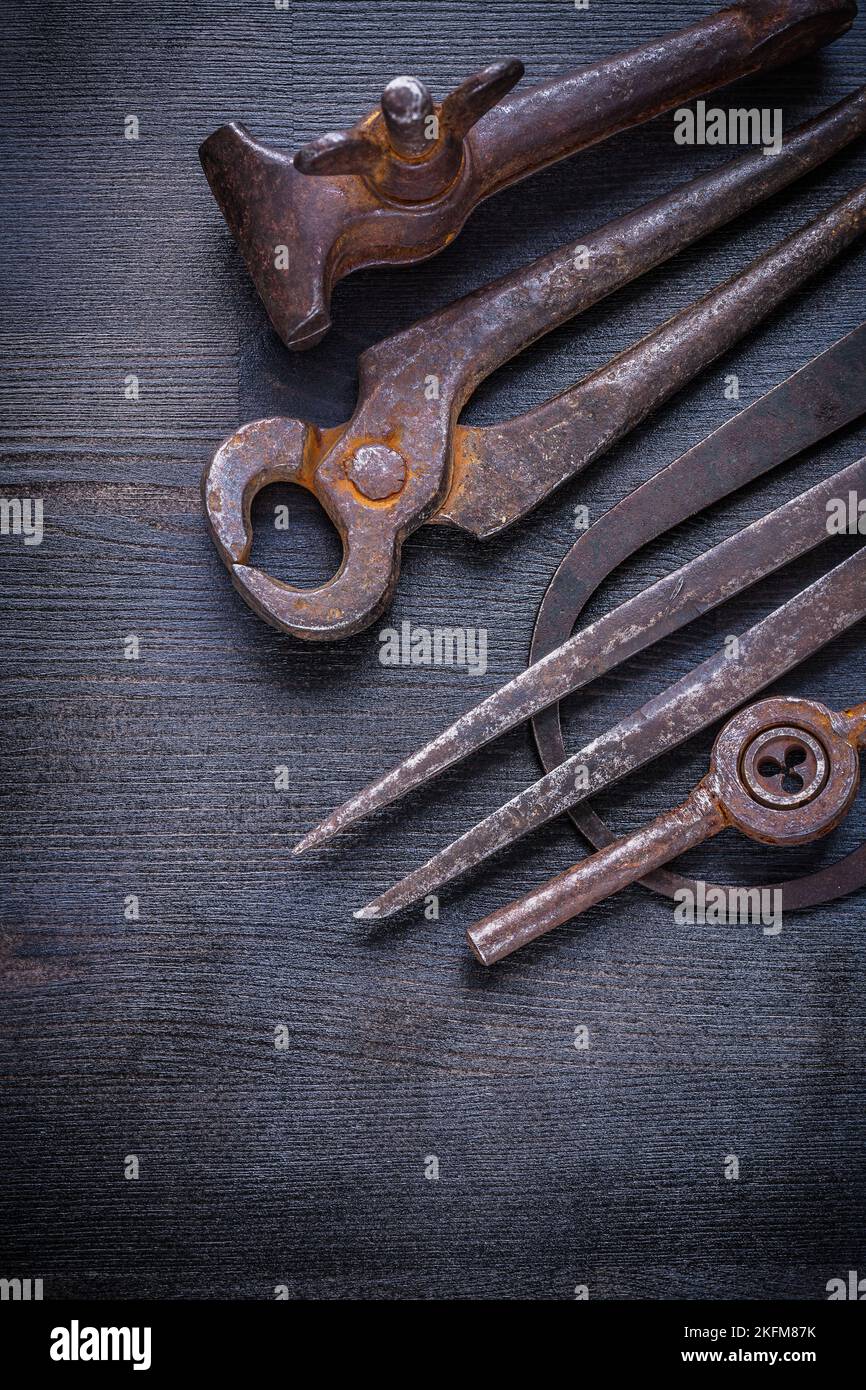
1, 0, 864, 1300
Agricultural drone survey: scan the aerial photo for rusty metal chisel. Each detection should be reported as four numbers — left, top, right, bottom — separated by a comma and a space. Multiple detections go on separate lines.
353, 541, 866, 919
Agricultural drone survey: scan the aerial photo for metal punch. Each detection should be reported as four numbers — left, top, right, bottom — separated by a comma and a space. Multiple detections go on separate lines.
292, 328, 866, 950
199, 0, 857, 348
204, 89, 866, 641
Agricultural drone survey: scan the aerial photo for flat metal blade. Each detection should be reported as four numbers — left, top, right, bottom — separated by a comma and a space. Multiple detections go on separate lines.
355, 545, 866, 919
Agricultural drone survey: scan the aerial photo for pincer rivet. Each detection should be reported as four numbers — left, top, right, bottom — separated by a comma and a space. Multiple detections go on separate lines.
345, 444, 407, 501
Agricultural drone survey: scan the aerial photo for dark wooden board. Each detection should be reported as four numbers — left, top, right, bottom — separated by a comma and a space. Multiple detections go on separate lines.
1, 0, 864, 1300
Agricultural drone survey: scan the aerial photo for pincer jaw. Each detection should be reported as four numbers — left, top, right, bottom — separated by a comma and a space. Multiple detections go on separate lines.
201, 416, 422, 642
202, 416, 313, 570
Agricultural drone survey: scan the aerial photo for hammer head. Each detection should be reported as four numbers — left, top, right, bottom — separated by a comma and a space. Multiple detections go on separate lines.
198, 62, 524, 350
199, 122, 345, 351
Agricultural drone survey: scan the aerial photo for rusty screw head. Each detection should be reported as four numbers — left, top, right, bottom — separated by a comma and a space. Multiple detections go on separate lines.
741, 725, 828, 808
345, 444, 407, 501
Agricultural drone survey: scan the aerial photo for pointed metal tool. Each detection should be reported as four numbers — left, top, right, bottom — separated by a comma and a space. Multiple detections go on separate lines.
355, 544, 866, 920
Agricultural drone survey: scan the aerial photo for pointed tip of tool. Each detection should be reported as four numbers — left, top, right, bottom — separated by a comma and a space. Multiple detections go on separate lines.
353, 905, 380, 921
294, 812, 348, 855
293, 829, 325, 856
